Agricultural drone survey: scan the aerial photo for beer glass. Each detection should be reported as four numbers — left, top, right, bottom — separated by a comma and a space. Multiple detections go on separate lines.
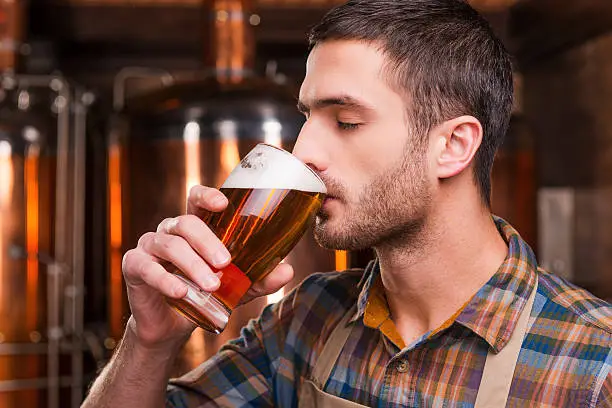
167, 143, 326, 333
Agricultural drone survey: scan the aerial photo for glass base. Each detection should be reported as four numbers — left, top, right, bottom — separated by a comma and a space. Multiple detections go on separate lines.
169, 275, 232, 334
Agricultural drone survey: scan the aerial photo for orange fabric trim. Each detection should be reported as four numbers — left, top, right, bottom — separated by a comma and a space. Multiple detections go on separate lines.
363, 276, 473, 350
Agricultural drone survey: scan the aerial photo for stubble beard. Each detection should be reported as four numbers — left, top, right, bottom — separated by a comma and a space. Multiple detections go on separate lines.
313, 145, 431, 252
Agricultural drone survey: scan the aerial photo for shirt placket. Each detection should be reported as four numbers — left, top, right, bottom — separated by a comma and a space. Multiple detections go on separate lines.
379, 344, 417, 408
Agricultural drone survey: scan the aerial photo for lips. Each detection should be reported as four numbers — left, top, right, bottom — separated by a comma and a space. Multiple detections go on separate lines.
322, 196, 339, 208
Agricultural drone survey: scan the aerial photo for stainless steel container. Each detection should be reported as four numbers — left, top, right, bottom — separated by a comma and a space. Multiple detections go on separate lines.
107, 72, 338, 371
0, 74, 89, 408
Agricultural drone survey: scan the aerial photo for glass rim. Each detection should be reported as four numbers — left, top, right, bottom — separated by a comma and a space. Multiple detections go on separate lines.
256, 143, 326, 190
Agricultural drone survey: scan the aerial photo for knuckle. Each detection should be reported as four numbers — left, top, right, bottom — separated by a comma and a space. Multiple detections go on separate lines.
122, 250, 135, 273
174, 215, 207, 241
189, 184, 204, 198
156, 217, 172, 233
152, 233, 170, 251
173, 215, 193, 234
122, 249, 144, 277
154, 233, 180, 253
137, 231, 155, 248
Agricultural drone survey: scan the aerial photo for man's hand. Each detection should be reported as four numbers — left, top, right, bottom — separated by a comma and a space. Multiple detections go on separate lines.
122, 185, 295, 350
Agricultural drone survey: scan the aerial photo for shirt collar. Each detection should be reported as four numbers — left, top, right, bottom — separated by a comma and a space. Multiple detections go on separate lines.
455, 216, 538, 353
350, 259, 378, 324
350, 216, 538, 353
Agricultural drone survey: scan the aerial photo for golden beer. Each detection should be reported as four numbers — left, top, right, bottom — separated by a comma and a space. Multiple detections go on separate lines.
168, 144, 326, 333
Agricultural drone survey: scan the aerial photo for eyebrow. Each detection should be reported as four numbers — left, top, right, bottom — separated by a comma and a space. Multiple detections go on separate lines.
297, 95, 375, 114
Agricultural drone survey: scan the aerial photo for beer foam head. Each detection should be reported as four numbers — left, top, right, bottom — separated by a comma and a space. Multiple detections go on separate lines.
222, 144, 326, 193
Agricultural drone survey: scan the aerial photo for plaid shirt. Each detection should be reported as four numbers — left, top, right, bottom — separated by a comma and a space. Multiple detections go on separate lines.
166, 217, 612, 407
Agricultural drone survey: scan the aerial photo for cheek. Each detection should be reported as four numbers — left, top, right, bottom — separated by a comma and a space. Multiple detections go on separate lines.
331, 123, 409, 198
366, 122, 409, 160
350, 133, 404, 169
343, 163, 391, 205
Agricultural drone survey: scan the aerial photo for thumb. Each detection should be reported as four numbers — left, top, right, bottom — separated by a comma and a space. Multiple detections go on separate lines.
239, 262, 294, 305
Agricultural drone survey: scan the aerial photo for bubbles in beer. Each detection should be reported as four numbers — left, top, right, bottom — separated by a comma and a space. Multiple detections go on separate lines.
223, 144, 326, 194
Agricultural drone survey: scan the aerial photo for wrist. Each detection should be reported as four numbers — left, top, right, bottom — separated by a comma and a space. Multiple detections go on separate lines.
125, 316, 188, 360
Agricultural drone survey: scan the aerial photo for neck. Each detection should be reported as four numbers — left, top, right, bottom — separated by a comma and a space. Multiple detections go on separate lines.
374, 195, 508, 347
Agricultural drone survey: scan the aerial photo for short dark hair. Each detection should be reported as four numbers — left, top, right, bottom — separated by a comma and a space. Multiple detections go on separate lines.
308, 0, 514, 206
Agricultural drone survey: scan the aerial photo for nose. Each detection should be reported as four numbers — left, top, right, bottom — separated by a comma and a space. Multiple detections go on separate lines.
291, 121, 330, 175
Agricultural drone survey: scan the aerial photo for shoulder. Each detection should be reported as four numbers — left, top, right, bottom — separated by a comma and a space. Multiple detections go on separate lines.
290, 269, 364, 309
260, 269, 363, 333
536, 268, 612, 336
253, 268, 364, 331
530, 268, 611, 385
512, 269, 611, 404
249, 269, 364, 378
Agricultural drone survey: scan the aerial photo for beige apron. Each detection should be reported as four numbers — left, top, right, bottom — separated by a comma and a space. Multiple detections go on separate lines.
298, 279, 538, 408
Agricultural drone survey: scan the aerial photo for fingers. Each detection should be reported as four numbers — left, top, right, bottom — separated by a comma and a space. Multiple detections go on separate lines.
122, 248, 188, 299
138, 230, 222, 292
186, 185, 228, 218
127, 189, 232, 299
157, 215, 231, 269
241, 262, 294, 304
129, 184, 296, 311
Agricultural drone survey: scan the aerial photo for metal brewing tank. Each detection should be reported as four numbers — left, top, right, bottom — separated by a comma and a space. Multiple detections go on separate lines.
0, 74, 90, 408
108, 73, 337, 371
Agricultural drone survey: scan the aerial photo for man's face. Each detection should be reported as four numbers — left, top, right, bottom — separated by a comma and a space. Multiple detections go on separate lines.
293, 40, 433, 251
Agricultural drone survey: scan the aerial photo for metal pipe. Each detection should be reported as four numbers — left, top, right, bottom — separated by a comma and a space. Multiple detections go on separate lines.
112, 67, 174, 112
210, 0, 254, 83
0, 73, 81, 408
0, 376, 75, 393
49, 75, 71, 408
70, 87, 91, 407
0, 343, 48, 355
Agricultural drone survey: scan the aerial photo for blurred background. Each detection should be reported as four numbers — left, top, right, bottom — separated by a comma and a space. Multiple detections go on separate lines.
0, 0, 610, 406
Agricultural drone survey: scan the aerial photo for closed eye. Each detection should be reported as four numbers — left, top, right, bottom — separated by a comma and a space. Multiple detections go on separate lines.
337, 121, 360, 130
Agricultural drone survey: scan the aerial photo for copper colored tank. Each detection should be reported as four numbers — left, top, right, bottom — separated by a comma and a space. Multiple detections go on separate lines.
104, 0, 355, 374
108, 74, 337, 371
0, 74, 90, 408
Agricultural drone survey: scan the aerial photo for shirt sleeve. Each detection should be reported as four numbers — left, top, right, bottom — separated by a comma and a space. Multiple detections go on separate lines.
165, 288, 299, 408
163, 270, 355, 408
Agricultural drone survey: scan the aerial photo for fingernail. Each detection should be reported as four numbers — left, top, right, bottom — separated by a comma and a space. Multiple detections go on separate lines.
202, 273, 220, 290
212, 249, 230, 266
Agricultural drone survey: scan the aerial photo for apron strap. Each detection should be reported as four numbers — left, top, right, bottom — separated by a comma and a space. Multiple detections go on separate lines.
310, 305, 356, 389
474, 277, 538, 408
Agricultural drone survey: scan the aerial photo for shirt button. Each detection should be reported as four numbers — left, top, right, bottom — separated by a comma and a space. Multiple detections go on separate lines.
396, 360, 409, 373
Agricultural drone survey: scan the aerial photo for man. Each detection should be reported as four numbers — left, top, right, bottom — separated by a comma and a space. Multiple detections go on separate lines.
83, 0, 612, 406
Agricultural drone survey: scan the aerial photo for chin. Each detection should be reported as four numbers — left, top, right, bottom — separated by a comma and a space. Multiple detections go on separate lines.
313, 219, 340, 250
313, 220, 361, 251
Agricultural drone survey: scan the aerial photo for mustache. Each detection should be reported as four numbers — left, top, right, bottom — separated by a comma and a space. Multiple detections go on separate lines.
318, 176, 347, 201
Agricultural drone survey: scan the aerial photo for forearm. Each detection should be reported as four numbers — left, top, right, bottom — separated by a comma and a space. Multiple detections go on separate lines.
82, 318, 184, 408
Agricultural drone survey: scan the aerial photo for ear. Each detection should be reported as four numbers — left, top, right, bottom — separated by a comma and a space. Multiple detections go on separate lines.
432, 116, 483, 179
